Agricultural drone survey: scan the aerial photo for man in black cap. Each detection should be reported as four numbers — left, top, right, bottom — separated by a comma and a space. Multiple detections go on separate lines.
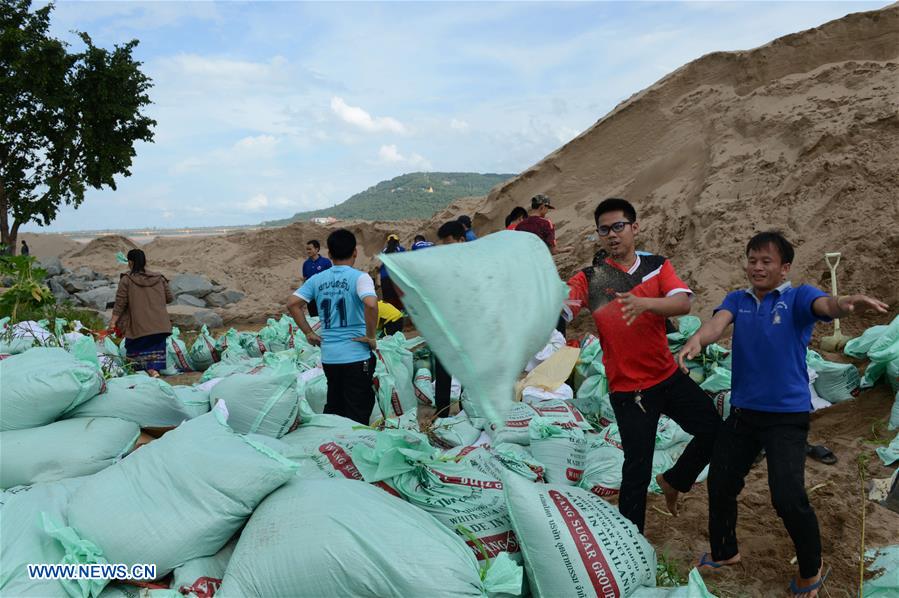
457, 215, 477, 242
516, 194, 559, 253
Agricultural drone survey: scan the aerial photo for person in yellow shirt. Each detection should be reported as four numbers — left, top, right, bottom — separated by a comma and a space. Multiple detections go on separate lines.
377, 300, 404, 335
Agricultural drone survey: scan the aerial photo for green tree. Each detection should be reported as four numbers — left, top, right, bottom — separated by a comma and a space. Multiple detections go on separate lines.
0, 0, 155, 254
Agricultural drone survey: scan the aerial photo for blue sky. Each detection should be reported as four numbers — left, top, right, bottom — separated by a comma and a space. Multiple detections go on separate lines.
27, 0, 889, 231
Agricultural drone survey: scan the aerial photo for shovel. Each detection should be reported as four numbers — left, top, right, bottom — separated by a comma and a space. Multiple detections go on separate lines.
820, 252, 850, 352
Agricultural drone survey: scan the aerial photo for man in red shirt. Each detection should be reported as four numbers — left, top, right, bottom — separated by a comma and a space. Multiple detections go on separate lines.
515, 194, 557, 251
563, 197, 721, 532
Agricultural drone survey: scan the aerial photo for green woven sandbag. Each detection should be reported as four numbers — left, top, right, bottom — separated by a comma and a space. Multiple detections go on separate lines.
0, 418, 139, 489
807, 350, 860, 402
207, 360, 303, 438
47, 403, 297, 583
699, 366, 731, 393
0, 477, 96, 597
844, 325, 889, 359
504, 473, 656, 597
217, 478, 522, 597
161, 327, 194, 375
65, 374, 193, 428
0, 347, 104, 431
353, 428, 519, 562
381, 231, 567, 426
172, 537, 237, 598
528, 417, 586, 486
188, 325, 220, 371
868, 316, 899, 363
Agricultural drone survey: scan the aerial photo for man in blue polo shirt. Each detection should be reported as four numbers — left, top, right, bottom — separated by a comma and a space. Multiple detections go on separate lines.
301, 239, 332, 318
288, 229, 378, 424
678, 231, 887, 597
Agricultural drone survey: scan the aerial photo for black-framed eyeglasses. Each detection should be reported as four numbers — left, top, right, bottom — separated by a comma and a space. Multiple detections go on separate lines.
597, 221, 633, 236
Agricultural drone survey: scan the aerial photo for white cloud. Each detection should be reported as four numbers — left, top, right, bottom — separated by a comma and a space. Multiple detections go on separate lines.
331, 97, 407, 134
240, 194, 270, 212
377, 145, 431, 170
236, 193, 299, 213
450, 118, 470, 131
233, 135, 279, 153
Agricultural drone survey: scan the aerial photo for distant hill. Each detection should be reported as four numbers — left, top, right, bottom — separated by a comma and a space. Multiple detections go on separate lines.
264, 172, 515, 225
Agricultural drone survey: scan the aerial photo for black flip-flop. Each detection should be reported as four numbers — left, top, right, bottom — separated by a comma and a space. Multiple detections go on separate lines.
806, 444, 837, 465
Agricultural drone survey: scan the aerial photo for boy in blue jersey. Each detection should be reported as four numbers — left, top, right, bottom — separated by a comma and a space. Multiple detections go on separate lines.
300, 239, 332, 317
288, 229, 379, 424
678, 231, 888, 597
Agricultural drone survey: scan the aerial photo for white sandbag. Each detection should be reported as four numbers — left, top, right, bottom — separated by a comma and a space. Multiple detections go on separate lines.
65, 374, 193, 428
49, 403, 297, 578
217, 478, 521, 597
0, 417, 139, 489
380, 230, 568, 426
0, 347, 104, 431
504, 473, 657, 597
528, 417, 586, 486
522, 383, 574, 403
525, 329, 567, 372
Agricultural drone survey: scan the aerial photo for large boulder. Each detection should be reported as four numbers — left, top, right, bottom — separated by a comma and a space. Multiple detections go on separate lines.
167, 305, 223, 330
75, 286, 117, 311
174, 294, 206, 308
71, 266, 101, 281
205, 289, 245, 307
58, 273, 92, 294
39, 256, 64, 277
48, 279, 72, 304
170, 274, 214, 298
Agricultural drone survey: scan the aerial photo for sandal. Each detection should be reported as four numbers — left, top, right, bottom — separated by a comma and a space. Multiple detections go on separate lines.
696, 552, 740, 570
806, 444, 837, 465
789, 566, 831, 597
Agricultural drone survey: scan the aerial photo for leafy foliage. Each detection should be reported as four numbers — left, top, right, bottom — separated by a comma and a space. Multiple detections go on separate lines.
0, 0, 155, 252
264, 172, 514, 225
0, 254, 52, 319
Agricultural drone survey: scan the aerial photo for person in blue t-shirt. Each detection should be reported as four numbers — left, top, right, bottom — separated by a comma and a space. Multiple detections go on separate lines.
457, 215, 477, 242
678, 231, 888, 597
410, 234, 434, 250
300, 239, 332, 318
288, 229, 378, 424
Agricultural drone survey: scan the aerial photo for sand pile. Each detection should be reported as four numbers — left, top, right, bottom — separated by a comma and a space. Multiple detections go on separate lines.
68, 235, 139, 260
451, 4, 899, 319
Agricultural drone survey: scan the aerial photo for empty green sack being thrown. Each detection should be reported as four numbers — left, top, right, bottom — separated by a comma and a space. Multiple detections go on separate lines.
381, 230, 568, 426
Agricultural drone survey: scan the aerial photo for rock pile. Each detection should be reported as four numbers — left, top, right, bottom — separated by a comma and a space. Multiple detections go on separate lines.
38, 259, 243, 330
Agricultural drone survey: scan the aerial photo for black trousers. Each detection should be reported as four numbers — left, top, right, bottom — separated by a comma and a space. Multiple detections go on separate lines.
610, 370, 721, 533
709, 408, 821, 578
307, 299, 319, 318
322, 355, 376, 425
434, 357, 452, 416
